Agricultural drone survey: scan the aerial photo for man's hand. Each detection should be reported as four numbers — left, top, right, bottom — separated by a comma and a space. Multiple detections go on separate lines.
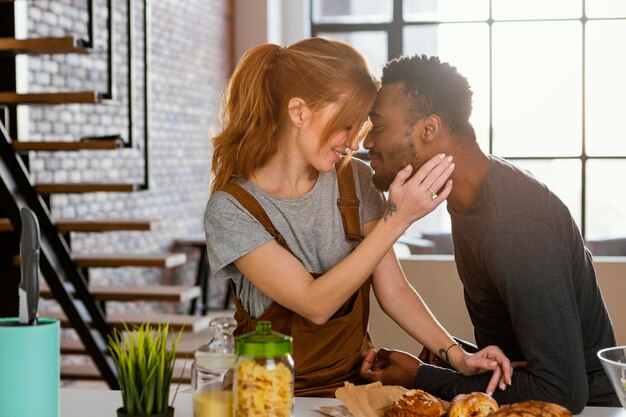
359, 348, 421, 389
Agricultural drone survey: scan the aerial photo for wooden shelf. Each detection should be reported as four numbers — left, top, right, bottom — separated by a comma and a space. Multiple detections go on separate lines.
41, 284, 200, 302
0, 91, 100, 105
35, 183, 137, 193
0, 36, 89, 55
12, 139, 121, 151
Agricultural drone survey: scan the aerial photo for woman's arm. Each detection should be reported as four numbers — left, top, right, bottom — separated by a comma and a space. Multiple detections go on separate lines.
370, 238, 512, 393
234, 154, 454, 325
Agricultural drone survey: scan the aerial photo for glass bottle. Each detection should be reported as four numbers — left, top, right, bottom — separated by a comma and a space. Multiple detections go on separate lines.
233, 321, 294, 417
191, 316, 237, 417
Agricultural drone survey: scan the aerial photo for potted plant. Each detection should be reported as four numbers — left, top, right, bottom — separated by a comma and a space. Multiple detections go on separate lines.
108, 322, 184, 417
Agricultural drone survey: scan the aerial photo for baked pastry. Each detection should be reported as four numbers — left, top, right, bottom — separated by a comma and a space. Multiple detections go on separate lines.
449, 392, 499, 417
491, 400, 572, 417
383, 389, 446, 417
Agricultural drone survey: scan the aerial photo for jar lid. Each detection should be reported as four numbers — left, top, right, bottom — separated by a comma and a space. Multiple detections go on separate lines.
235, 321, 293, 357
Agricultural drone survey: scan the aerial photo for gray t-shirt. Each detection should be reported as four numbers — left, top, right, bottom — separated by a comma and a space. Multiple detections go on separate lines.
204, 158, 385, 318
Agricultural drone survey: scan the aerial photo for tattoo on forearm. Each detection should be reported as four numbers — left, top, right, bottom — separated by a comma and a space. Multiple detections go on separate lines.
383, 200, 397, 222
438, 348, 450, 364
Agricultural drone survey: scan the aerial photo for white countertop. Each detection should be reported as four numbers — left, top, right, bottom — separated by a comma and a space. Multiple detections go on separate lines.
60, 388, 625, 417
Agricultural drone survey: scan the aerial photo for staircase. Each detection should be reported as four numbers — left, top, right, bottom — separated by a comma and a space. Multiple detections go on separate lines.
0, 0, 221, 388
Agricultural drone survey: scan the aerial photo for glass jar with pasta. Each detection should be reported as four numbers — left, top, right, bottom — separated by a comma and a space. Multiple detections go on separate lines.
233, 321, 294, 417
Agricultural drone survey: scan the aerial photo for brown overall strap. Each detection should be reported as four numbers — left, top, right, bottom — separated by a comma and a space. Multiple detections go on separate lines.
222, 159, 362, 246
221, 183, 294, 254
336, 161, 363, 242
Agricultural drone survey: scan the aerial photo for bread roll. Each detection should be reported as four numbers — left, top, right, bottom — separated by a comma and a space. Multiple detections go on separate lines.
383, 389, 446, 417
491, 400, 572, 417
448, 392, 499, 417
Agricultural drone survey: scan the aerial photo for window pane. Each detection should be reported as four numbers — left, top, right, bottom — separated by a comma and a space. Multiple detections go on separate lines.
492, 0, 582, 20
403, 23, 490, 152
403, 0, 488, 22
510, 159, 582, 228
587, 0, 626, 18
586, 160, 626, 240
318, 32, 388, 77
585, 21, 626, 156
312, 0, 392, 24
492, 22, 582, 157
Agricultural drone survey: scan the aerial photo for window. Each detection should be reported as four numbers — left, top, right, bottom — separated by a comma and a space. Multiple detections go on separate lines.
311, 0, 626, 253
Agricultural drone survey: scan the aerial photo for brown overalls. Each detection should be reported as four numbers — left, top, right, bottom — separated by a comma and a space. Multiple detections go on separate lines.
222, 162, 373, 397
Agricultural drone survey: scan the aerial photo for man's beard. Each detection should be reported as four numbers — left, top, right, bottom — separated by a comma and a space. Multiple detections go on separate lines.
371, 136, 422, 192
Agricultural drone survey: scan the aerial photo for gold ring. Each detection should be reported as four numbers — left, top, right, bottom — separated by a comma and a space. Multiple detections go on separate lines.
428, 187, 438, 200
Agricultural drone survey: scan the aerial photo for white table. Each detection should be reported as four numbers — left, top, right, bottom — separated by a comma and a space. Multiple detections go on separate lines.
60, 388, 625, 417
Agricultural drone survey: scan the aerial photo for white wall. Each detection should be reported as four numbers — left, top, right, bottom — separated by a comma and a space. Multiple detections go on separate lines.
369, 256, 626, 356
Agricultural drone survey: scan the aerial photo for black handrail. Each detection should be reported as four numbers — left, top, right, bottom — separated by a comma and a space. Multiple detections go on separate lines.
0, 108, 118, 389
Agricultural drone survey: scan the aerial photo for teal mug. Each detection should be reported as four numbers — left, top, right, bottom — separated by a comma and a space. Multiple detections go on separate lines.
0, 317, 60, 417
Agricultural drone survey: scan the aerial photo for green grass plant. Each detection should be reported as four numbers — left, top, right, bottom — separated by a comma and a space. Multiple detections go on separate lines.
108, 322, 183, 416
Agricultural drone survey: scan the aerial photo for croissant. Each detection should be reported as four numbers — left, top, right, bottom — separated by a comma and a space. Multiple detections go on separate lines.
383, 389, 446, 417
448, 392, 499, 417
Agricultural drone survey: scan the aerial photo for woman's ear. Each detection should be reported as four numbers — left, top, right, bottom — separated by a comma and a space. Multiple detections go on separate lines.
288, 97, 307, 128
420, 114, 441, 144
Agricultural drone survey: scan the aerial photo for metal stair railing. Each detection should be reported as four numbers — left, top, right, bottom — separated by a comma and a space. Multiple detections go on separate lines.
0, 108, 118, 389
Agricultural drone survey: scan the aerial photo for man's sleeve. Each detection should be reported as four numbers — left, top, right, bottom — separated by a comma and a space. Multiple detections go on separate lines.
416, 216, 588, 413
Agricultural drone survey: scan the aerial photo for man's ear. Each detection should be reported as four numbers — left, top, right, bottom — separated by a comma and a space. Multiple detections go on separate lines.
417, 114, 441, 144
288, 97, 307, 128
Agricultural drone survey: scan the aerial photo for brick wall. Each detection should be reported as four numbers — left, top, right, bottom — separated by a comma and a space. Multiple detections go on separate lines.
23, 0, 231, 311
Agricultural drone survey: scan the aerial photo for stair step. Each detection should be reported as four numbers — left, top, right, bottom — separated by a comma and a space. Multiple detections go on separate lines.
12, 139, 121, 151
56, 219, 153, 232
0, 218, 152, 232
43, 310, 211, 333
35, 183, 138, 193
0, 36, 89, 55
0, 91, 100, 105
74, 253, 187, 268
61, 361, 192, 382
0, 218, 12, 232
15, 252, 187, 268
60, 316, 232, 358
41, 284, 201, 302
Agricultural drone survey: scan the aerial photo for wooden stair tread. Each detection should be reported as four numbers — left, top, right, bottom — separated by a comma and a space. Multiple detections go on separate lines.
0, 218, 152, 232
61, 361, 191, 382
56, 219, 153, 232
61, 315, 233, 357
174, 236, 206, 247
74, 253, 187, 268
0, 218, 12, 232
35, 183, 138, 193
15, 252, 187, 268
12, 139, 121, 151
43, 310, 211, 333
0, 91, 100, 105
41, 284, 200, 302
0, 36, 89, 55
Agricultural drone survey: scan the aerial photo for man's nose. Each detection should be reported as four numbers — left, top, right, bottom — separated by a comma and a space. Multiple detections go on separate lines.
363, 133, 373, 150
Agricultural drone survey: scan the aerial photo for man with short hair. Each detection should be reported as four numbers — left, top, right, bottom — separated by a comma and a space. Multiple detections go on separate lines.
360, 55, 619, 413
